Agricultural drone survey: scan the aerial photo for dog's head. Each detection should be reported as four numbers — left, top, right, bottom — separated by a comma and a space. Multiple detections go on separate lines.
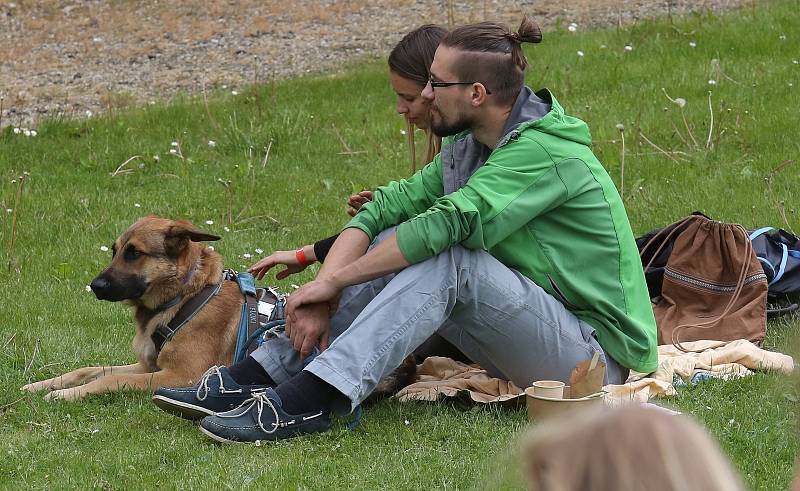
90, 215, 220, 303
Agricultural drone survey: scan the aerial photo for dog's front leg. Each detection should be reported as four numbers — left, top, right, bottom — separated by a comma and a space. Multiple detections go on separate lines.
45, 369, 192, 402
22, 363, 148, 394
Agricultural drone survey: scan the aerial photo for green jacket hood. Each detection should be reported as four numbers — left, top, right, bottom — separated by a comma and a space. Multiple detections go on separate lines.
504, 88, 593, 148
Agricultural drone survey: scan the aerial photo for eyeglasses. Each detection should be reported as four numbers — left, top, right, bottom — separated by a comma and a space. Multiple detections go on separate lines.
428, 77, 492, 94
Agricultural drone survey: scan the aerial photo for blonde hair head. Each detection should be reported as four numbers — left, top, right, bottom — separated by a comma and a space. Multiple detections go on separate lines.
523, 406, 745, 491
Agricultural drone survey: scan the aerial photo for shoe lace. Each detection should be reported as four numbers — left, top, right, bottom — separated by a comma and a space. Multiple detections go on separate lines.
195, 366, 225, 402
216, 391, 282, 434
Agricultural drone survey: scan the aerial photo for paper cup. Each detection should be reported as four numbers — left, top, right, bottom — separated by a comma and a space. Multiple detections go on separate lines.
531, 380, 565, 399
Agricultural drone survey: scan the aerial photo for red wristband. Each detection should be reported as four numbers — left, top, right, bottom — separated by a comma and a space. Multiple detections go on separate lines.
295, 247, 312, 266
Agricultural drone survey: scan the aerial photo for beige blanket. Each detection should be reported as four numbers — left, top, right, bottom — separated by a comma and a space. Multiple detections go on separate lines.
394, 339, 795, 406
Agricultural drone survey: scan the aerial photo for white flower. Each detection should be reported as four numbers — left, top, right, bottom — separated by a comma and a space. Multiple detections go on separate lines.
208, 140, 216, 147
30, 130, 37, 136
689, 41, 697, 48
291, 284, 300, 290
85, 110, 93, 117
615, 123, 625, 131
577, 50, 584, 57
134, 203, 141, 208
5, 208, 12, 213
100, 245, 109, 252
169, 148, 177, 155
624, 44, 633, 52
567, 22, 577, 32
404, 419, 411, 425
673, 97, 687, 108
255, 248, 263, 254
400, 130, 406, 135
85, 285, 92, 292
13, 127, 20, 134
205, 220, 214, 225
170, 141, 178, 147
153, 155, 160, 161
243, 253, 252, 259
794, 60, 799, 65
790, 83, 794, 87
231, 90, 239, 95
779, 34, 786, 40
23, 129, 31, 136
708, 79, 717, 85
600, 44, 607, 49
223, 226, 230, 232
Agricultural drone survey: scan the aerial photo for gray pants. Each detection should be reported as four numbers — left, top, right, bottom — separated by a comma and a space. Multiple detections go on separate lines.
252, 228, 627, 412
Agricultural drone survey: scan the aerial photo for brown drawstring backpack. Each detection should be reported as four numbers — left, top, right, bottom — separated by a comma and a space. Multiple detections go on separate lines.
639, 215, 768, 349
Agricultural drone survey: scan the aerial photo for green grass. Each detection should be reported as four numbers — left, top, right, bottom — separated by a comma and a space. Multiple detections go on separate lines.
2, 2, 799, 489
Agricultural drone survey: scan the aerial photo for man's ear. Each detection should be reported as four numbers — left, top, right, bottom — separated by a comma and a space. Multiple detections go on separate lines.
470, 83, 490, 107
164, 220, 220, 257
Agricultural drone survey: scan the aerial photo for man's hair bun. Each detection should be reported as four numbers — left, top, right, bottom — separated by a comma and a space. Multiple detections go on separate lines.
516, 16, 542, 44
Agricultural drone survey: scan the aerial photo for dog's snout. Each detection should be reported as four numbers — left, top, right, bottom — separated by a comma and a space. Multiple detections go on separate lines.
89, 271, 147, 302
90, 275, 111, 299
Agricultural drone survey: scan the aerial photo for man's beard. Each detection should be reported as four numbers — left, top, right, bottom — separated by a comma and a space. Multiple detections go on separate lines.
430, 106, 471, 137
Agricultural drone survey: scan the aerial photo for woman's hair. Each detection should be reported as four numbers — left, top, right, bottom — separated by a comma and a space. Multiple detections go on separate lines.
389, 24, 448, 84
523, 406, 745, 491
441, 16, 542, 105
389, 24, 448, 171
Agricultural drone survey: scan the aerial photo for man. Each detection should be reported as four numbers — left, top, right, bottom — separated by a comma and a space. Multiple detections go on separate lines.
153, 17, 658, 444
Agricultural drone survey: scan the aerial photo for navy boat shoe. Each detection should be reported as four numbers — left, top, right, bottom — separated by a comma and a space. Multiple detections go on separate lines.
199, 388, 331, 443
152, 366, 269, 420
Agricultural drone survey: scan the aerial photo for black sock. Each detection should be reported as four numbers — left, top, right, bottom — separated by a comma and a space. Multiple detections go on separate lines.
275, 371, 340, 415
227, 356, 276, 387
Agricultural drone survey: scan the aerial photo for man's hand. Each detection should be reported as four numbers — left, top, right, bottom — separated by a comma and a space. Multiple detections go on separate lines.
285, 302, 333, 359
285, 278, 342, 315
248, 246, 314, 280
346, 190, 373, 217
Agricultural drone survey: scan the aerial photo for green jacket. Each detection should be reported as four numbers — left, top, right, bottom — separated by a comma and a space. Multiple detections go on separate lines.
346, 88, 658, 374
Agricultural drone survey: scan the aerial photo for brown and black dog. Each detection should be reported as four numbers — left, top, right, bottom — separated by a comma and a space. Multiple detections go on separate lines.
22, 215, 416, 402
22, 215, 243, 401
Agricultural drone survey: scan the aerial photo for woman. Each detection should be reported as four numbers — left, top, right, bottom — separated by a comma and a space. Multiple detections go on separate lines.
250, 24, 446, 279
249, 25, 467, 362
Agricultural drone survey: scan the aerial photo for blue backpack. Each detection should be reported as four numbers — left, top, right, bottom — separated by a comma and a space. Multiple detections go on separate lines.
748, 227, 800, 299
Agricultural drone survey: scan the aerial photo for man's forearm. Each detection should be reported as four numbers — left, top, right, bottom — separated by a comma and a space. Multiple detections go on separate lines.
315, 228, 371, 281
316, 228, 411, 288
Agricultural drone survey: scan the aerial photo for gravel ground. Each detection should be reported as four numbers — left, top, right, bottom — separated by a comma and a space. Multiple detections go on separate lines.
1, 0, 749, 129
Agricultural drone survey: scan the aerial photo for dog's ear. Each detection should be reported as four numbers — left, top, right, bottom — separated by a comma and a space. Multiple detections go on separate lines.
164, 220, 220, 257
166, 221, 220, 242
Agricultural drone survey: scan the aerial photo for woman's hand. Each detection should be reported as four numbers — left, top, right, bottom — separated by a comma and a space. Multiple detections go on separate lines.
248, 246, 315, 280
346, 190, 373, 217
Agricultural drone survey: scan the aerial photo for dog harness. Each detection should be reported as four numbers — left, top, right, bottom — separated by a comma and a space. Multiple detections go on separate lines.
151, 270, 285, 363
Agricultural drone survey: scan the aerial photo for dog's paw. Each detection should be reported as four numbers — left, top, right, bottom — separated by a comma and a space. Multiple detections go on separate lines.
21, 381, 50, 393
44, 388, 81, 402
